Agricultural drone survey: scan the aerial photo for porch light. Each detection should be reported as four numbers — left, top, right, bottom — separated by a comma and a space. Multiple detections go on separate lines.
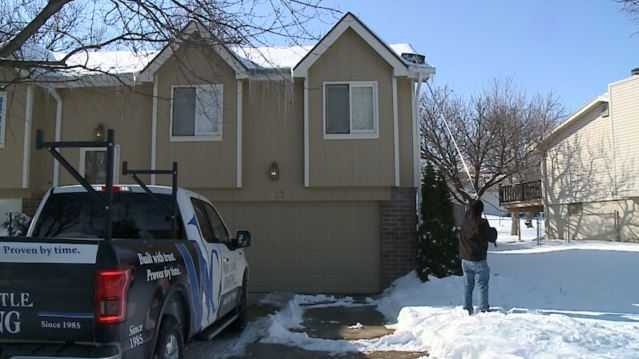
95, 123, 105, 141
268, 162, 280, 181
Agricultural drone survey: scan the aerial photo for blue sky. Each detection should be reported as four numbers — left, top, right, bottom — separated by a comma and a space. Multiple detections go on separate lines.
317, 0, 637, 114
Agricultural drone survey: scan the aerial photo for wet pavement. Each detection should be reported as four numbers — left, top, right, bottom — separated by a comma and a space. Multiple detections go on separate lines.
299, 304, 393, 340
186, 295, 428, 358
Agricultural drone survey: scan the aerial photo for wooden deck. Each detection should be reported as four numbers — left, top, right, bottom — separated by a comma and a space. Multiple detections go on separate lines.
499, 180, 543, 212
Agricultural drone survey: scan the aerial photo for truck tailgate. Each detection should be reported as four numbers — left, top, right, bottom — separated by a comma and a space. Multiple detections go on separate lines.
0, 239, 100, 342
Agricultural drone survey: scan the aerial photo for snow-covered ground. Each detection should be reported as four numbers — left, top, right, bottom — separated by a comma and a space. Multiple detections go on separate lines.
255, 240, 639, 358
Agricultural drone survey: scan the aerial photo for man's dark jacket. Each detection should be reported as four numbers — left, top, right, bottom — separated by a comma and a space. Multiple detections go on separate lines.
459, 218, 497, 261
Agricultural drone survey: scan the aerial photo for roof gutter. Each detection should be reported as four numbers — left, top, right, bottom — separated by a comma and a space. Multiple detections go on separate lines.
539, 95, 609, 150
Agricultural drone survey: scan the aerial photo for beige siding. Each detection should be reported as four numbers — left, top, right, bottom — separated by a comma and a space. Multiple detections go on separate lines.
543, 105, 614, 206
216, 201, 381, 293
57, 85, 153, 186
546, 199, 639, 241
610, 77, 639, 197
398, 79, 415, 187
307, 28, 395, 187
156, 45, 237, 189
0, 71, 26, 191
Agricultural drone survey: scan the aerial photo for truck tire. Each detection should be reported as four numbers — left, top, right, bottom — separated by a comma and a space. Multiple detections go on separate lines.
154, 316, 184, 359
230, 276, 248, 332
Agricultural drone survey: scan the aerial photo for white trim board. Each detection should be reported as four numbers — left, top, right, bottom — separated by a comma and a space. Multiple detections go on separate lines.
48, 88, 62, 186
392, 77, 400, 187
236, 79, 243, 188
304, 79, 310, 187
22, 86, 34, 188
322, 81, 379, 140
0, 91, 7, 149
151, 76, 159, 185
293, 13, 409, 78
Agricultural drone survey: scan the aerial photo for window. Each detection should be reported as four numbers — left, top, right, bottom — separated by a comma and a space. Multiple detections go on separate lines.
80, 147, 120, 184
32, 192, 185, 240
324, 82, 378, 139
191, 199, 230, 244
0, 92, 6, 148
203, 203, 230, 244
171, 84, 223, 141
192, 199, 214, 242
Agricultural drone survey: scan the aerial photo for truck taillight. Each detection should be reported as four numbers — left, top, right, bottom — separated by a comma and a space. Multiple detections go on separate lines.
95, 269, 131, 324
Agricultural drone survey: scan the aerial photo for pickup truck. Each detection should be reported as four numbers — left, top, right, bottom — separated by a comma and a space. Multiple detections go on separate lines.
0, 131, 251, 359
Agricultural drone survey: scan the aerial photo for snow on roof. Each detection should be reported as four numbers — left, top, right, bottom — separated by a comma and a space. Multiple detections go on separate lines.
49, 42, 420, 77
53, 50, 158, 76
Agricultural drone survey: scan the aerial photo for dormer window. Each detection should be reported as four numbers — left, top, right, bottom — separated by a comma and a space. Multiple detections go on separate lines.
170, 84, 223, 142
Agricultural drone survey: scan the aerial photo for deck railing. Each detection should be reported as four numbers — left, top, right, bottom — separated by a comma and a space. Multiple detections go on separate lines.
499, 180, 542, 204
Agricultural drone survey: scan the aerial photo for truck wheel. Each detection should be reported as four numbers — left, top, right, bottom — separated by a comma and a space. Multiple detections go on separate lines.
230, 276, 248, 332
154, 316, 184, 359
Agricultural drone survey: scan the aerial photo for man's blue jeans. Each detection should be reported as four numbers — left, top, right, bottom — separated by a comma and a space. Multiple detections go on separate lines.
462, 259, 490, 314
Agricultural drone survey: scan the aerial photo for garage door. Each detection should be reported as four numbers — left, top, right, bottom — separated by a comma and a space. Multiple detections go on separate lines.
217, 202, 381, 294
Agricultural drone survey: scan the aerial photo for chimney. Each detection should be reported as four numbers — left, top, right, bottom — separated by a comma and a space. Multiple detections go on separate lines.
632, 68, 639, 76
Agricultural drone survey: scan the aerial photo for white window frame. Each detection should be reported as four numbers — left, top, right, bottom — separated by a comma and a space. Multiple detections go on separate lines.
79, 146, 120, 184
0, 92, 7, 149
169, 84, 224, 142
323, 81, 379, 140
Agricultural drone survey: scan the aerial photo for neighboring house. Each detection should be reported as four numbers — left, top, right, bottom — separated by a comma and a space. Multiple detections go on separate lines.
540, 70, 639, 242
0, 13, 434, 293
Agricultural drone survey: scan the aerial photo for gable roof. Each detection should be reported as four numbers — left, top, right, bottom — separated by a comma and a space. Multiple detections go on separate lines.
137, 21, 249, 81
41, 14, 433, 86
292, 12, 416, 78
540, 94, 609, 149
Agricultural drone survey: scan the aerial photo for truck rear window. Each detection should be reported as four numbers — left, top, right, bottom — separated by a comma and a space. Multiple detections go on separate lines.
32, 192, 184, 240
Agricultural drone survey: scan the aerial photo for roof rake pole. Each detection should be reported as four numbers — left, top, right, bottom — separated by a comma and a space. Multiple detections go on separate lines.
425, 80, 479, 200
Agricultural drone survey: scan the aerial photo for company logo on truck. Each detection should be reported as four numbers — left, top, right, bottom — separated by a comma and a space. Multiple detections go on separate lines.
0, 292, 33, 335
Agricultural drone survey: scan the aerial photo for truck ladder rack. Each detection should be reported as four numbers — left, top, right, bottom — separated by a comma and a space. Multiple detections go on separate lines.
35, 129, 116, 240
122, 161, 179, 235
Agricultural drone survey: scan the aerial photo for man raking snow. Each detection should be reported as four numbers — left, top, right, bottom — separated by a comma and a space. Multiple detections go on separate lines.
459, 200, 497, 314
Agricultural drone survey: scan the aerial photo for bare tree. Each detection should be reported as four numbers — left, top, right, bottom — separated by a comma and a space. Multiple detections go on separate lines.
420, 81, 562, 204
0, 0, 339, 84
618, 0, 639, 18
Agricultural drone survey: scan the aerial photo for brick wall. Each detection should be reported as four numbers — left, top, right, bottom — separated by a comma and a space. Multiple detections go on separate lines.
380, 187, 417, 288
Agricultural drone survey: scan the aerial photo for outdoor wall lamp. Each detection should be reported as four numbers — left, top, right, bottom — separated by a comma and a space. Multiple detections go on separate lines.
268, 161, 280, 181
95, 123, 105, 141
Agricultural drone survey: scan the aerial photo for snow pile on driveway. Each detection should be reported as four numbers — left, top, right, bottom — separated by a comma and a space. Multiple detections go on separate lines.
261, 240, 639, 358
375, 240, 639, 358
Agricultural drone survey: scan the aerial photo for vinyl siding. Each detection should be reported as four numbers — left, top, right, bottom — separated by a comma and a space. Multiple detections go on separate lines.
0, 71, 26, 190
610, 76, 639, 197
546, 199, 639, 241
543, 105, 614, 205
307, 28, 395, 188
56, 85, 153, 186
155, 45, 237, 189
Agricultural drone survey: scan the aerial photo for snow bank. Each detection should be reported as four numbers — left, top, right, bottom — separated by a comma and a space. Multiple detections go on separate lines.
375, 242, 639, 358
258, 241, 639, 358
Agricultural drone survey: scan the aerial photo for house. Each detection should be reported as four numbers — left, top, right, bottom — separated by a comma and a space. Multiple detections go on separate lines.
0, 13, 434, 293
540, 69, 639, 242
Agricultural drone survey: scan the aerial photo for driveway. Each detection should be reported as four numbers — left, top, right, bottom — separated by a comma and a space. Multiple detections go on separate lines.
185, 295, 427, 358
